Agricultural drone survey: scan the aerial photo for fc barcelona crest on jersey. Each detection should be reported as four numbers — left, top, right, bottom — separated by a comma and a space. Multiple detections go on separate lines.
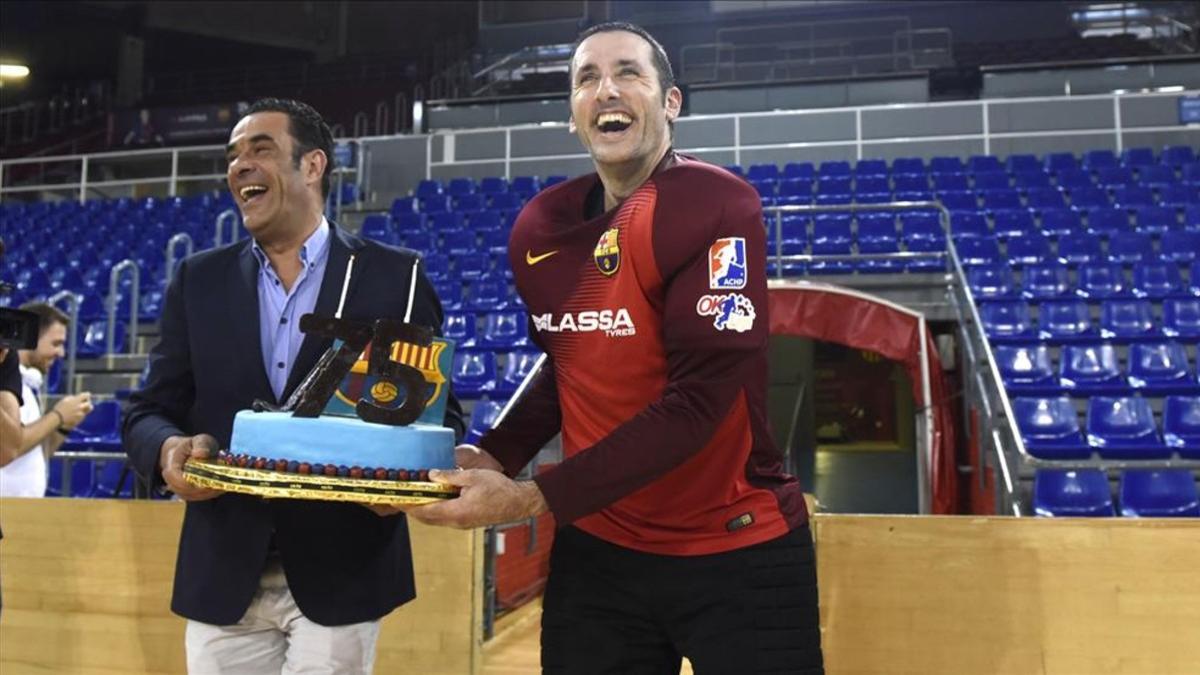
594, 227, 621, 276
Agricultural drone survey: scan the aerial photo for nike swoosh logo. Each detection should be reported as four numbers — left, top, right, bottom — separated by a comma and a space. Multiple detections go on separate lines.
526, 249, 559, 265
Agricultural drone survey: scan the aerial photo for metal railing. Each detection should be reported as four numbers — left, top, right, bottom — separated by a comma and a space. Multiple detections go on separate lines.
106, 260, 139, 356
47, 290, 80, 395
165, 233, 194, 286
214, 209, 240, 248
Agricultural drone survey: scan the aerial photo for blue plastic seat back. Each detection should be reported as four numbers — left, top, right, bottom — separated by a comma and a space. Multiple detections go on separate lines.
1158, 232, 1199, 263
443, 311, 477, 348
1077, 263, 1127, 298
782, 162, 815, 179
950, 211, 989, 238
979, 300, 1035, 339
1107, 232, 1155, 265
1069, 186, 1109, 209
451, 351, 497, 397
973, 172, 1010, 190
1039, 208, 1079, 236
994, 344, 1056, 387
498, 350, 543, 394
1136, 164, 1175, 186
967, 264, 1014, 299
478, 311, 529, 349
1038, 300, 1094, 340
1022, 263, 1072, 299
1026, 188, 1066, 210
992, 209, 1037, 238
1007, 154, 1040, 173
480, 177, 509, 195
819, 160, 852, 177
1163, 396, 1200, 454
1060, 343, 1124, 391
1058, 234, 1103, 266
1086, 396, 1166, 458
1131, 262, 1181, 299
1163, 298, 1200, 338
434, 280, 463, 311
1127, 342, 1192, 390
1013, 396, 1089, 459
1121, 147, 1155, 167
464, 400, 505, 444
968, 155, 1003, 173
1084, 149, 1119, 170
1100, 298, 1157, 338
892, 157, 925, 174
1119, 470, 1200, 517
956, 237, 1002, 266
1086, 208, 1129, 236
1113, 186, 1155, 209
455, 252, 492, 281
1033, 469, 1114, 517
1007, 235, 1052, 266
747, 164, 780, 181
1135, 206, 1177, 234
1162, 145, 1196, 167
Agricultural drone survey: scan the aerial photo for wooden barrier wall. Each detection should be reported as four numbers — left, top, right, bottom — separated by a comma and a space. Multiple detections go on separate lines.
3, 500, 1199, 674
815, 515, 1200, 675
0, 498, 482, 675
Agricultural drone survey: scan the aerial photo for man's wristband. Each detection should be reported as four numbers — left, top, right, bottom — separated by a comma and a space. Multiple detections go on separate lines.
51, 409, 72, 435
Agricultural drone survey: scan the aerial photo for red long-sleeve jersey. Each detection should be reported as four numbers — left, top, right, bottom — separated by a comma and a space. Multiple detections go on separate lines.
481, 152, 807, 556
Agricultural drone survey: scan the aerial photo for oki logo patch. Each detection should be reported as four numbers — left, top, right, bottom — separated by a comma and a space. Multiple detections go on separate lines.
708, 237, 747, 289
696, 294, 756, 333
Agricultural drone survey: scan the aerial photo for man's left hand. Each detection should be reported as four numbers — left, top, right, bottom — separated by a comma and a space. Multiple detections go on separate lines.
401, 469, 548, 529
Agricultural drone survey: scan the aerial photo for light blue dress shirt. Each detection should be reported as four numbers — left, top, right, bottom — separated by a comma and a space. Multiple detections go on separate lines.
251, 218, 332, 401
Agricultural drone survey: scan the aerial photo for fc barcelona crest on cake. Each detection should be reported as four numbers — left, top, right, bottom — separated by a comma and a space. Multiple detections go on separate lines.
594, 227, 621, 276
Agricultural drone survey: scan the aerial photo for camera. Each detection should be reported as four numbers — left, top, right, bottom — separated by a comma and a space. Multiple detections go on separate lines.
0, 235, 40, 351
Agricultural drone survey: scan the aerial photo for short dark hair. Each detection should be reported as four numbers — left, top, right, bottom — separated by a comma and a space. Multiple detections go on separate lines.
569, 22, 676, 98
241, 98, 335, 199
19, 302, 69, 336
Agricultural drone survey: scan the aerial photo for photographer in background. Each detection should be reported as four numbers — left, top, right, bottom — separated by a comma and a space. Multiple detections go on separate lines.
0, 303, 94, 496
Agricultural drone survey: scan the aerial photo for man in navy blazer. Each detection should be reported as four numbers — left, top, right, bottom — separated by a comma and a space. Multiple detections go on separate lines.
123, 98, 463, 673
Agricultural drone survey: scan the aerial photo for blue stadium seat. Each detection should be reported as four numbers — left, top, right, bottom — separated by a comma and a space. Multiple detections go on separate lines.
482, 227, 509, 255
443, 311, 476, 349
1163, 298, 1200, 339
1159, 184, 1200, 208
1136, 164, 1176, 187
423, 255, 452, 287
1039, 208, 1079, 236
1086, 208, 1129, 237
891, 157, 925, 174
893, 173, 929, 192
90, 458, 134, 499
980, 300, 1036, 341
455, 252, 492, 281
819, 160, 851, 176
1022, 263, 1073, 300
510, 176, 540, 198
490, 192, 523, 210
394, 211, 425, 233
1069, 186, 1109, 209
1121, 147, 1156, 167
967, 264, 1015, 299
937, 191, 977, 210
1060, 343, 1126, 395
950, 211, 989, 238
857, 213, 897, 246
1188, 204, 1200, 232
1127, 342, 1194, 394
434, 280, 463, 311
995, 344, 1058, 394
1097, 166, 1136, 189
981, 190, 1022, 211
464, 399, 505, 444
1114, 186, 1155, 209
77, 321, 126, 358
1007, 154, 1040, 173
1076, 263, 1127, 299
1119, 470, 1200, 517
403, 231, 435, 255
45, 458, 96, 498
468, 210, 504, 233
1058, 234, 1105, 266
1033, 469, 1114, 517
930, 156, 965, 174
812, 214, 852, 252
496, 351, 542, 396
464, 276, 510, 312
1084, 149, 1119, 170
932, 173, 969, 191
1038, 300, 1097, 342
1192, 260, 1200, 295
1007, 235, 1053, 266
1026, 187, 1067, 210
1014, 171, 1052, 190
1162, 145, 1196, 167
442, 228, 477, 257
1108, 232, 1156, 266
1100, 298, 1158, 339
900, 212, 944, 247
1135, 206, 1177, 235
724, 165, 745, 177
854, 176, 890, 195
817, 176, 852, 196
454, 193, 485, 212
992, 209, 1037, 238
973, 172, 1010, 191
782, 162, 816, 179
446, 177, 475, 196
778, 179, 813, 203
480, 177, 508, 195
1057, 168, 1094, 190
1163, 395, 1200, 458
749, 180, 776, 200
451, 351, 497, 398
1013, 396, 1089, 459
955, 237, 1002, 266
61, 400, 122, 453
747, 164, 780, 181
429, 212, 464, 231
360, 214, 394, 243
1131, 262, 1182, 299
1185, 164, 1200, 188
968, 155, 1002, 173
415, 180, 443, 198
1087, 396, 1169, 459
476, 311, 529, 350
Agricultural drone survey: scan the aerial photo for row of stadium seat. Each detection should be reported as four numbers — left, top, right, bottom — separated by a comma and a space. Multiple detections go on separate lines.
1033, 468, 1200, 517
997, 342, 1200, 395
451, 350, 539, 399
733, 146, 1199, 182
972, 265, 1200, 301
755, 184, 1200, 209
1015, 395, 1199, 460
749, 167, 1200, 195
981, 298, 1200, 342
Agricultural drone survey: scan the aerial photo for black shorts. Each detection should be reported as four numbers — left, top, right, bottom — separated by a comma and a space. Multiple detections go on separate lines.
541, 525, 824, 675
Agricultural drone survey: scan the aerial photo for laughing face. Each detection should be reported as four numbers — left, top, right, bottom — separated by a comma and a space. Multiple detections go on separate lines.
225, 111, 325, 242
569, 30, 681, 170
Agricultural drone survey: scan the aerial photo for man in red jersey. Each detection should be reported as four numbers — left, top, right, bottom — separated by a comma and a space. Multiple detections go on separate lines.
407, 22, 824, 674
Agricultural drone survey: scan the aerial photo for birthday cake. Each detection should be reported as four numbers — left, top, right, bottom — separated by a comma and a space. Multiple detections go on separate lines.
185, 314, 459, 503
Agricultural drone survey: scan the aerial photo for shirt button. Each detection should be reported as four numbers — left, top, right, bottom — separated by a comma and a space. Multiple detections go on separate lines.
280, 317, 288, 325
276, 362, 285, 369
274, 280, 280, 286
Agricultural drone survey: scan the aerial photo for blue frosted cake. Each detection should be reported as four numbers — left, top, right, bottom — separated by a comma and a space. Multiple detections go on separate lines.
219, 333, 457, 482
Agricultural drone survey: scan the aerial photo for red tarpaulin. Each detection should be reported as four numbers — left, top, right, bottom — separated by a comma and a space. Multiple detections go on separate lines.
768, 284, 958, 514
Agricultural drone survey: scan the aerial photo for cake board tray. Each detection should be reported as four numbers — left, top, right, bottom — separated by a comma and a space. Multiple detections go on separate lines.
183, 458, 458, 505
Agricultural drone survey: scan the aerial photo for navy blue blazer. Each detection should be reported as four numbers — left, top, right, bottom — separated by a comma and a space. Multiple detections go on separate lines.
122, 225, 464, 626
